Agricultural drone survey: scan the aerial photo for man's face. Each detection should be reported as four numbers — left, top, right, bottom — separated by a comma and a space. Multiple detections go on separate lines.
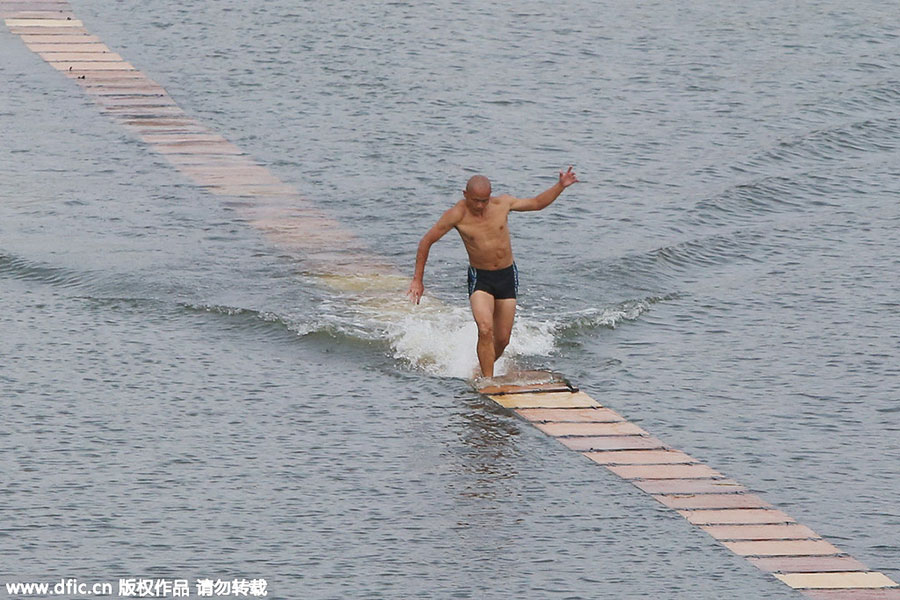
464, 187, 491, 212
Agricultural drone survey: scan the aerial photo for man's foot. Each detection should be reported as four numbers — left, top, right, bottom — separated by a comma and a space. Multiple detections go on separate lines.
472, 370, 497, 390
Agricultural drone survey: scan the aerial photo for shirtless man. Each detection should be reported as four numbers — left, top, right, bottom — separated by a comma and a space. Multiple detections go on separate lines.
407, 167, 579, 378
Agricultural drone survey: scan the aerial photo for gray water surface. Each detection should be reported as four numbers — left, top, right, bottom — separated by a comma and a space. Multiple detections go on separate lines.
2, 0, 898, 598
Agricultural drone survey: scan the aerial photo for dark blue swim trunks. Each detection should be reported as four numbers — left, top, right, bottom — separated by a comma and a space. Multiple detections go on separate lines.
467, 263, 518, 299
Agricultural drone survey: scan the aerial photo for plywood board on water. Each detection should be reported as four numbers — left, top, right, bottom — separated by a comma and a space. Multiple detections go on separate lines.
749, 555, 870, 574
51, 61, 135, 71
65, 71, 146, 80
701, 523, 819, 541
5, 17, 83, 26
653, 492, 772, 510
515, 407, 625, 423
1, 11, 75, 19
535, 421, 647, 437
490, 391, 599, 409
679, 508, 795, 525
608, 463, 723, 480
634, 478, 747, 495
476, 370, 574, 395
724, 539, 841, 557
583, 449, 697, 465
151, 142, 243, 154
9, 26, 90, 34
41, 52, 123, 61
775, 571, 897, 589
559, 435, 666, 452
801, 590, 900, 600
18, 34, 101, 43
26, 43, 110, 52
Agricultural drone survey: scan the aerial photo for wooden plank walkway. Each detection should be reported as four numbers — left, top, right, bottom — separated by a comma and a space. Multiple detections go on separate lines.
4, 3, 897, 596
484, 381, 898, 598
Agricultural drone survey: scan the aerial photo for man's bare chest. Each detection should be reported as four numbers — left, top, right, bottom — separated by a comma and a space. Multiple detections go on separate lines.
456, 213, 509, 244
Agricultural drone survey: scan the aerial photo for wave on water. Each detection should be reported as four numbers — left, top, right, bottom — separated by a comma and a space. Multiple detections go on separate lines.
2, 248, 669, 379
0, 252, 96, 289
386, 294, 672, 378
739, 116, 899, 173
552, 295, 679, 335
184, 290, 670, 379
384, 300, 556, 379
180, 302, 322, 336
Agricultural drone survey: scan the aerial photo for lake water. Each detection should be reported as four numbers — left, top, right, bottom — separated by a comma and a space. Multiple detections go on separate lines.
1, 0, 898, 598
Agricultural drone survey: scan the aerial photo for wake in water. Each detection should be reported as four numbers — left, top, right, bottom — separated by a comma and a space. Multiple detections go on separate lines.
187, 276, 670, 379
385, 298, 555, 379
0, 242, 672, 379
2, 248, 671, 379
385, 294, 673, 378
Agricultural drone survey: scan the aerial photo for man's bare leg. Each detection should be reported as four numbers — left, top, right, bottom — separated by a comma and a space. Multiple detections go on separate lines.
493, 298, 516, 360
470, 290, 497, 377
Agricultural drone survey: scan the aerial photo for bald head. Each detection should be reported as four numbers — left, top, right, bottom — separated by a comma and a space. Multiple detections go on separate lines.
465, 175, 491, 198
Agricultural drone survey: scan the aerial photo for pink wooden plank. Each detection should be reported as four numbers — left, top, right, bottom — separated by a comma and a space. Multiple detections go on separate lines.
120, 118, 200, 127
1, 11, 74, 19
535, 421, 647, 437
679, 509, 795, 525
18, 34, 101, 43
608, 463, 723, 480
0, 3, 72, 7
749, 555, 870, 574
653, 493, 772, 510
140, 134, 226, 144
96, 99, 177, 109
477, 382, 573, 395
80, 87, 168, 97
583, 449, 697, 465
723, 539, 842, 557
701, 523, 819, 540
151, 142, 243, 154
102, 106, 185, 117
801, 590, 900, 600
9, 26, 90, 34
26, 43, 110, 52
633, 478, 747, 495
51, 61, 135, 71
558, 435, 666, 452
778, 571, 897, 589
0, 1, 71, 6
64, 71, 146, 80
515, 407, 624, 423
40, 51, 124, 61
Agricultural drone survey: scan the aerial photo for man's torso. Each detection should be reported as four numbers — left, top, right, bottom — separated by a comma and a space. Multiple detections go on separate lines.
454, 195, 514, 270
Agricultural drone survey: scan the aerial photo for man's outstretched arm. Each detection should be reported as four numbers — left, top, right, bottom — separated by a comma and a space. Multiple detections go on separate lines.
510, 166, 579, 212
407, 204, 462, 304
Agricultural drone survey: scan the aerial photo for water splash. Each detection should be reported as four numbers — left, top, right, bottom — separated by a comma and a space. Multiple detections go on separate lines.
553, 295, 678, 334
319, 274, 672, 378
182, 279, 670, 379
385, 299, 558, 378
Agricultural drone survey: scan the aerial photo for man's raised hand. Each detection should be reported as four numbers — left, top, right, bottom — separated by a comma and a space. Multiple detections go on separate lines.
559, 165, 579, 188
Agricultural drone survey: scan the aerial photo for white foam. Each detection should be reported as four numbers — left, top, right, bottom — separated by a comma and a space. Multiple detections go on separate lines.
313, 274, 665, 379
382, 296, 665, 377
385, 301, 556, 379
561, 299, 656, 331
